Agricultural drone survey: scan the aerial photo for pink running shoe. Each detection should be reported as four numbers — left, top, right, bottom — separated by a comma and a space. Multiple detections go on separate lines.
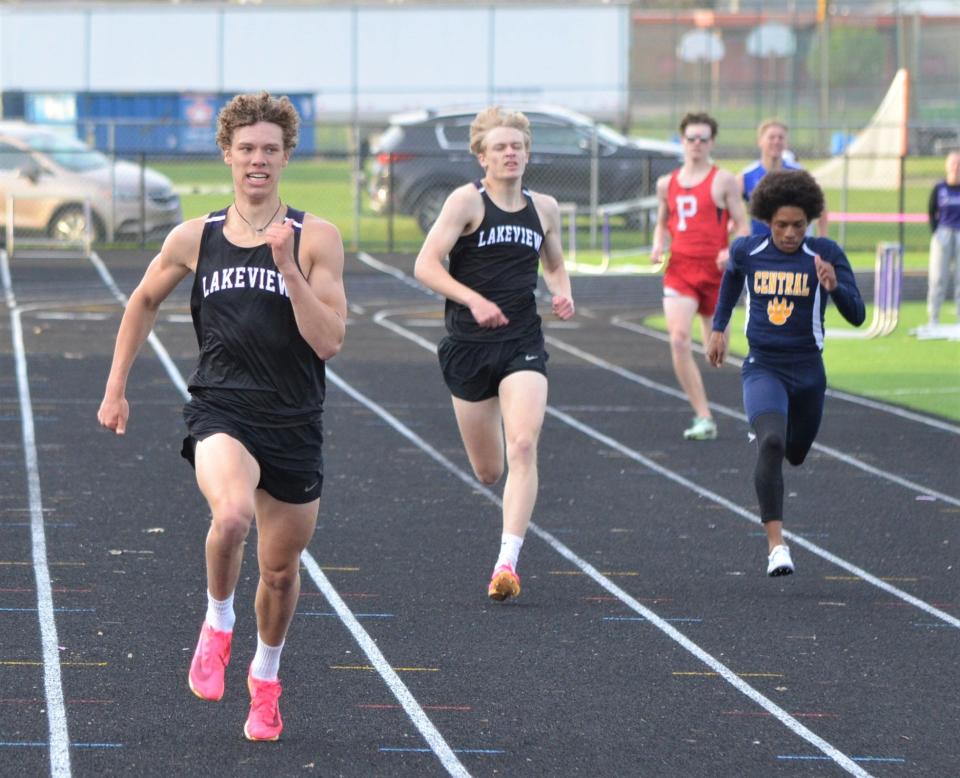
244, 671, 283, 741
487, 564, 521, 602
188, 621, 232, 702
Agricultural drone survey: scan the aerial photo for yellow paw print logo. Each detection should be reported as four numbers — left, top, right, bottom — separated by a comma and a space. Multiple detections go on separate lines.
767, 297, 794, 325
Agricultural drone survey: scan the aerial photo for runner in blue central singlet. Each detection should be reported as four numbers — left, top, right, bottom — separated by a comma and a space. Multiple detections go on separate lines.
707, 169, 865, 579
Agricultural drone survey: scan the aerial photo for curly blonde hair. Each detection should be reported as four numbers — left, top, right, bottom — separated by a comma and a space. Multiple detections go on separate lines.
215, 91, 300, 152
469, 107, 531, 156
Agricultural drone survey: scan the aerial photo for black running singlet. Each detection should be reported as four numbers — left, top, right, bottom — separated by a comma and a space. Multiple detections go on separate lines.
444, 181, 545, 342
187, 206, 326, 426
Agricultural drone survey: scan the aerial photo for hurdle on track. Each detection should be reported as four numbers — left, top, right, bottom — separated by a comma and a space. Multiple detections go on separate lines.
559, 196, 661, 275
597, 196, 663, 274
829, 241, 903, 339
559, 202, 578, 265
560, 195, 665, 275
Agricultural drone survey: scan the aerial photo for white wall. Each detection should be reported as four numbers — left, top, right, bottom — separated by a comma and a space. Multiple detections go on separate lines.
223, 9, 354, 96
0, 4, 628, 118
1, 11, 89, 90
90, 10, 222, 91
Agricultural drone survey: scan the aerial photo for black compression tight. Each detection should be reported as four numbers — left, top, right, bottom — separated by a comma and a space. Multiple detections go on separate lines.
753, 412, 787, 523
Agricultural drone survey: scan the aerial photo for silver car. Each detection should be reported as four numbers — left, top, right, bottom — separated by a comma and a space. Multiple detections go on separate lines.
0, 121, 181, 244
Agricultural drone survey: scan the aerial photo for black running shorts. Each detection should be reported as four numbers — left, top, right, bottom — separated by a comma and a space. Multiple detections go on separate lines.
181, 400, 323, 505
437, 332, 548, 402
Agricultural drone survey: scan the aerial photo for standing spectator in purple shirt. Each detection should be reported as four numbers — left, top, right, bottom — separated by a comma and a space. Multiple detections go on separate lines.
927, 151, 960, 326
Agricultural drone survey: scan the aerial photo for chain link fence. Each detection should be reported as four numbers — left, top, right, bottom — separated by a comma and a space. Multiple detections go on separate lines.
0, 114, 947, 262
627, 7, 960, 154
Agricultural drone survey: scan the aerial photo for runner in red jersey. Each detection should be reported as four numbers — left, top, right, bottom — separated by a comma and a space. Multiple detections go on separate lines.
651, 112, 749, 440
665, 165, 730, 311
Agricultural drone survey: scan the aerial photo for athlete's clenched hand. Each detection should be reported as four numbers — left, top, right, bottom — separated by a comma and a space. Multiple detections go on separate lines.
814, 255, 837, 292
706, 330, 727, 368
552, 295, 575, 320
468, 296, 509, 328
97, 394, 130, 435
264, 218, 296, 272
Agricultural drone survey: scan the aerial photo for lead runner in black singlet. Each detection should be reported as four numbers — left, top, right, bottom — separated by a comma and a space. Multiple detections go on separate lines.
414, 106, 575, 602
97, 92, 346, 741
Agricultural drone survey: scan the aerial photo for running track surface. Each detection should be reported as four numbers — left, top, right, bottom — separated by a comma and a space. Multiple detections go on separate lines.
0, 248, 957, 778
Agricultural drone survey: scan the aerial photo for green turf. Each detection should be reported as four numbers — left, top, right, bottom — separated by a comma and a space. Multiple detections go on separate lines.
644, 303, 960, 422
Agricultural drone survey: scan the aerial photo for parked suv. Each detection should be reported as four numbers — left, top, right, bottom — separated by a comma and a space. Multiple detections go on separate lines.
367, 105, 682, 233
0, 121, 181, 244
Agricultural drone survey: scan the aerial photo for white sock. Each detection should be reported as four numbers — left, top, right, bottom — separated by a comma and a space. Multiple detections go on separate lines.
495, 533, 524, 571
250, 635, 285, 682
205, 591, 235, 633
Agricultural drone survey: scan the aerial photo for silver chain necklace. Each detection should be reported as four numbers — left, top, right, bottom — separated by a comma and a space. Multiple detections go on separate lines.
233, 200, 283, 234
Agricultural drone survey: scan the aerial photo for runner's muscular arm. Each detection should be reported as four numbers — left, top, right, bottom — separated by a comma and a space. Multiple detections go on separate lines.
266, 215, 347, 361
533, 192, 574, 320
650, 173, 672, 265
414, 185, 509, 328
97, 219, 200, 434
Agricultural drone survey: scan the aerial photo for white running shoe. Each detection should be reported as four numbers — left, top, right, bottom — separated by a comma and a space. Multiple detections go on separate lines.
683, 416, 717, 441
767, 544, 794, 577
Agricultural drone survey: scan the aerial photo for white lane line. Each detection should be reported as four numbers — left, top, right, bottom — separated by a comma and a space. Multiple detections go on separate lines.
544, 403, 960, 631
544, 335, 960, 509
35, 312, 111, 321
1, 250, 72, 778
610, 316, 960, 435
357, 252, 436, 297
859, 387, 960, 397
356, 249, 960, 629
374, 308, 960, 634
324, 349, 873, 778
85, 252, 470, 778
355, 251, 959, 508
300, 552, 469, 777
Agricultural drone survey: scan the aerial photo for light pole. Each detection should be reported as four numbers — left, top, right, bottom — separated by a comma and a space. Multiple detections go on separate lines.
817, 0, 831, 156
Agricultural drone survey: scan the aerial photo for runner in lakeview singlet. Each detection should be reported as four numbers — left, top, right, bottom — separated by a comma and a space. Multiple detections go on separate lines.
98, 92, 347, 742
187, 206, 325, 431
414, 107, 575, 602
444, 180, 544, 344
